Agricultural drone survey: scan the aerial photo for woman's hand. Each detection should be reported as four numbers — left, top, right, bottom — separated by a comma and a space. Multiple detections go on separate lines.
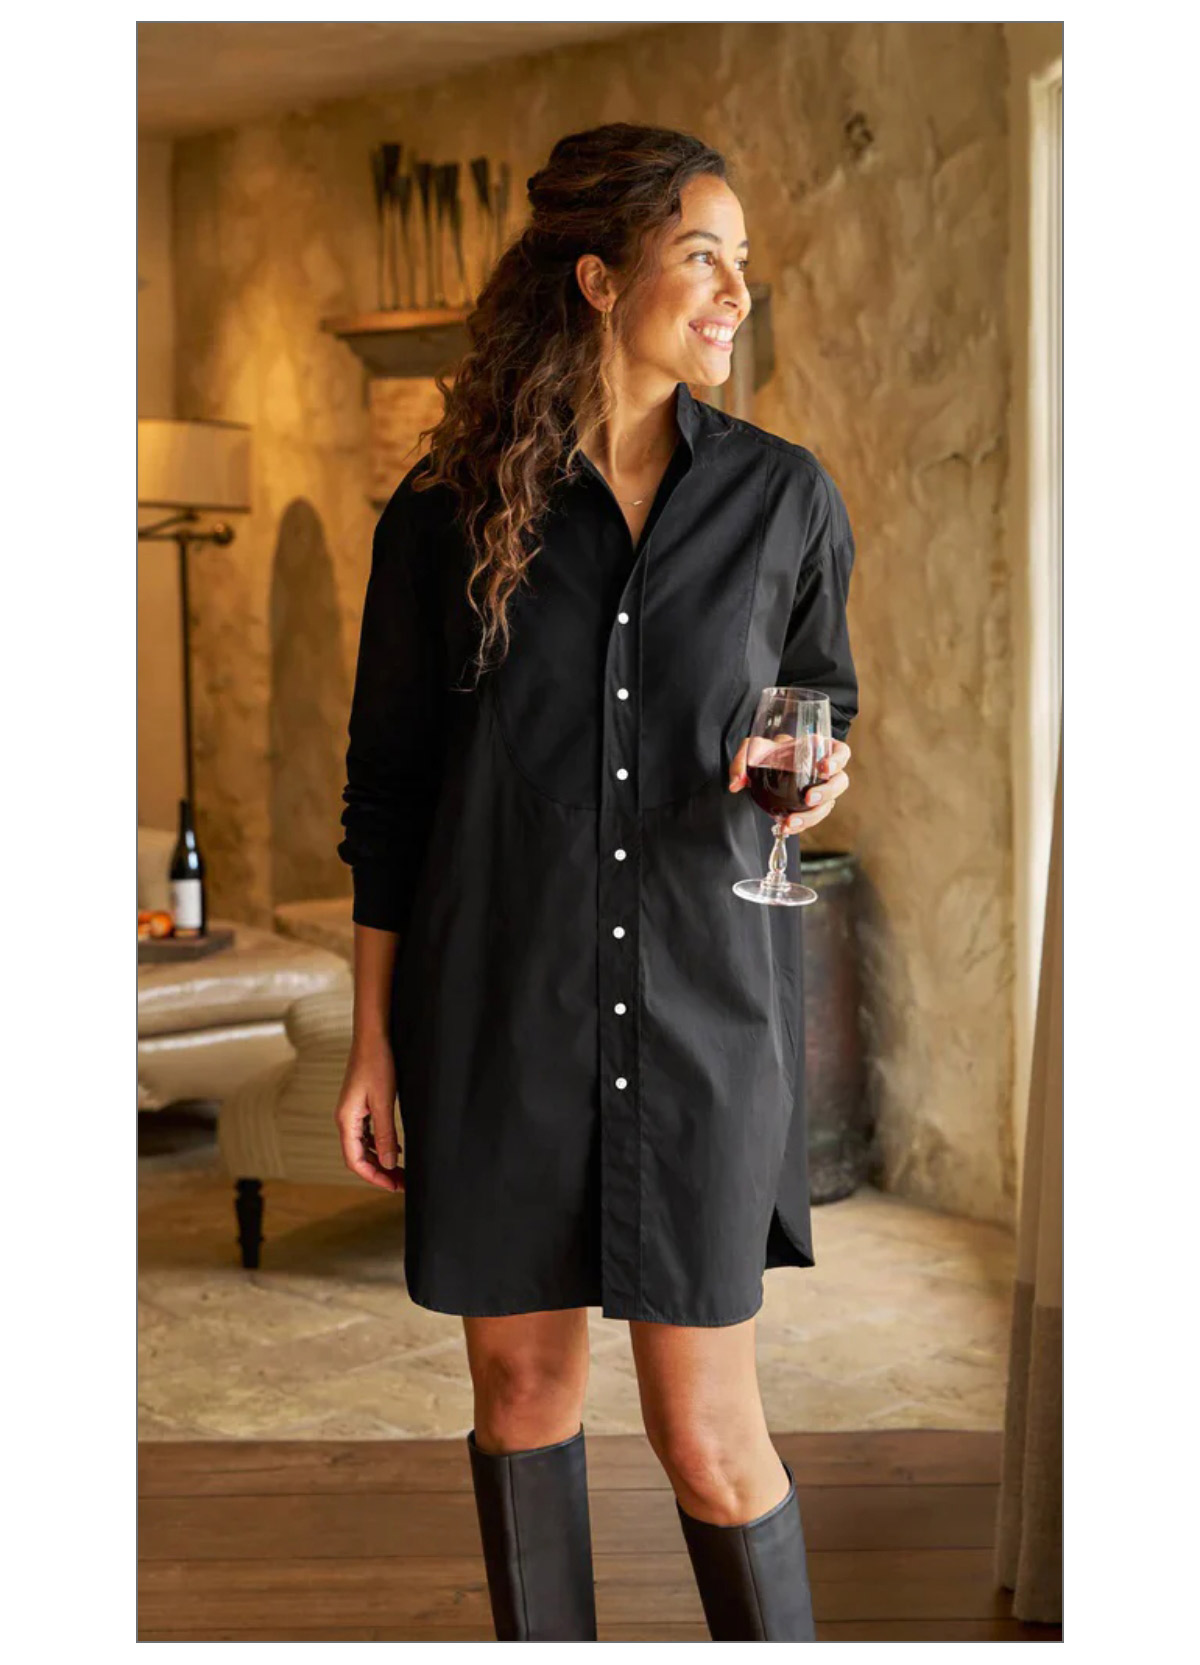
727, 735, 853, 833
334, 1034, 405, 1192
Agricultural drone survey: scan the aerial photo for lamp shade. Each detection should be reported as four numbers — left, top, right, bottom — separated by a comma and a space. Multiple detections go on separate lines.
137, 418, 252, 513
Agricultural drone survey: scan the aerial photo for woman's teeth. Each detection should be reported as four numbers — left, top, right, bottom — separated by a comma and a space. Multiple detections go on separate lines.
690, 323, 735, 350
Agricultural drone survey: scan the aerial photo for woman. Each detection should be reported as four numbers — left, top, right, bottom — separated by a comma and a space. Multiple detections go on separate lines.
334, 123, 857, 1643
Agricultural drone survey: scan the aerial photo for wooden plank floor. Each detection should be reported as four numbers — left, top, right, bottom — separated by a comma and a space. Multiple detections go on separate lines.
139, 1430, 1061, 1642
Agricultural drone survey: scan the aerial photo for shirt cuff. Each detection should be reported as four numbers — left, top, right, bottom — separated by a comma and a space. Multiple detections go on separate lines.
349, 862, 409, 934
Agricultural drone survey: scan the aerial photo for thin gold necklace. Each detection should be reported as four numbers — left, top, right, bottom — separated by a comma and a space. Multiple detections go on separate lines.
597, 441, 677, 506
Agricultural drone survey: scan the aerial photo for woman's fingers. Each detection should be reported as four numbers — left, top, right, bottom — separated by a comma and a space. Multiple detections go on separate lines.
335, 1089, 405, 1192
725, 727, 852, 839
817, 737, 851, 779
361, 1098, 405, 1190
363, 1111, 406, 1191
368, 1100, 401, 1172
783, 802, 832, 835
805, 761, 852, 809
783, 762, 851, 834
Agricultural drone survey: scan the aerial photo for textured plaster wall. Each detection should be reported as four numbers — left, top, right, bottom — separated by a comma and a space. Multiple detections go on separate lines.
137, 135, 186, 830
171, 20, 1014, 1227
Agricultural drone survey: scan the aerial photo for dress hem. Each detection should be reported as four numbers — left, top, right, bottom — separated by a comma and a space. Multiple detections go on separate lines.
402, 1281, 778, 1329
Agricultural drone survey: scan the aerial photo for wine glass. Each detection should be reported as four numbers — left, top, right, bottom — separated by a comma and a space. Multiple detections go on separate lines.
732, 687, 832, 907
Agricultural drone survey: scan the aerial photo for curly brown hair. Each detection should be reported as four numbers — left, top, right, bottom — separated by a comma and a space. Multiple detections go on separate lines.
412, 122, 730, 688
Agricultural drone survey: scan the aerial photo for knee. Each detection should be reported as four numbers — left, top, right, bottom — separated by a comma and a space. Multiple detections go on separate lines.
469, 1349, 586, 1452
647, 1423, 753, 1522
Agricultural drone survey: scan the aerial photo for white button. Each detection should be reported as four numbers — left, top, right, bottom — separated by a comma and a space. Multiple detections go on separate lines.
614, 848, 626, 860
615, 1077, 628, 1090
614, 1002, 627, 1014
616, 767, 629, 780
618, 611, 629, 624
612, 926, 625, 938
617, 687, 629, 700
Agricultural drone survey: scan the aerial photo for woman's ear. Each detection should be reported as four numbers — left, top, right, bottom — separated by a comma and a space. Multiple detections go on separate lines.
574, 253, 612, 314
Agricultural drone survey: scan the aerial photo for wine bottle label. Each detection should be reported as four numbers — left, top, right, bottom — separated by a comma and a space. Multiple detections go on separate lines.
170, 878, 204, 932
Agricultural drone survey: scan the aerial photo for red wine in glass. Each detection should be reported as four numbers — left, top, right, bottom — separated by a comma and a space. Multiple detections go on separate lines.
733, 686, 832, 907
745, 754, 817, 817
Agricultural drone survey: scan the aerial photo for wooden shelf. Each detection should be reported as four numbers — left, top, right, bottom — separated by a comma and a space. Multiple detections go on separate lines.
321, 308, 471, 378
323, 308, 470, 335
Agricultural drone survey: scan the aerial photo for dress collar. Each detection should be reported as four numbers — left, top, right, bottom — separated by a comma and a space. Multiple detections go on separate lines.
564, 380, 710, 473
673, 380, 707, 460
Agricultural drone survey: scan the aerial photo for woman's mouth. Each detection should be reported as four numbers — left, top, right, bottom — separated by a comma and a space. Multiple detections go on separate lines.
689, 321, 736, 352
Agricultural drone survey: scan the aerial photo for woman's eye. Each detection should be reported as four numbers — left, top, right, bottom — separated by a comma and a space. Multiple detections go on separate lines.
689, 251, 751, 272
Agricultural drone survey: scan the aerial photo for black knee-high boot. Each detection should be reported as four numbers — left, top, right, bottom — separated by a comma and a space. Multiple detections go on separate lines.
466, 1423, 598, 1640
675, 1457, 817, 1641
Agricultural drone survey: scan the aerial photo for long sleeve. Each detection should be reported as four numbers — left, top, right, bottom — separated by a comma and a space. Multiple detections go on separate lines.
775, 466, 859, 741
337, 470, 448, 934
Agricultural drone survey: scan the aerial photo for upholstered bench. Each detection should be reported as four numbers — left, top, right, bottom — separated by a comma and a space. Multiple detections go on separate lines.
217, 978, 359, 1267
137, 917, 349, 1112
137, 825, 348, 1113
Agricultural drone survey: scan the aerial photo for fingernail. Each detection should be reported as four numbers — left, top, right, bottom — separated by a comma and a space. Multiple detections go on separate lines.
381, 1152, 395, 1169
807, 790, 822, 805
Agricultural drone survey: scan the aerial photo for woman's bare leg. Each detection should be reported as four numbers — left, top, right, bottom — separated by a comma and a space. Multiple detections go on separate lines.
629, 1314, 789, 1523
463, 1307, 592, 1453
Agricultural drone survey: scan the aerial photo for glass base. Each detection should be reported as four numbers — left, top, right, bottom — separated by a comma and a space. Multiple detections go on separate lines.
732, 877, 818, 907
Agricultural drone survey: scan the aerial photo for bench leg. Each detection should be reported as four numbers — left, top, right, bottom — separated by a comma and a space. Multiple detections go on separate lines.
234, 1178, 264, 1268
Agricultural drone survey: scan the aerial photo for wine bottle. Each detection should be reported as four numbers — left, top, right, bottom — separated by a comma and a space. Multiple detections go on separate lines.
169, 798, 206, 938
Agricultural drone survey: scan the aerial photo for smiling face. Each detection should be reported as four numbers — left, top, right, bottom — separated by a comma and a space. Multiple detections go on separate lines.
620, 174, 752, 386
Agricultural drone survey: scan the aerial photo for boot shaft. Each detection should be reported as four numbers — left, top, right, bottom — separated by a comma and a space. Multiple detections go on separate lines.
467, 1424, 598, 1641
676, 1457, 817, 1641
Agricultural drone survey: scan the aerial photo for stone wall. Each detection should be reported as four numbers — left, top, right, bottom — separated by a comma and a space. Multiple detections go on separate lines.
137, 135, 186, 830
171, 20, 1014, 1226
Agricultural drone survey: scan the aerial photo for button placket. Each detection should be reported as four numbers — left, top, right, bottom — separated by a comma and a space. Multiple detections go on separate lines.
597, 542, 648, 1317
586, 422, 696, 1319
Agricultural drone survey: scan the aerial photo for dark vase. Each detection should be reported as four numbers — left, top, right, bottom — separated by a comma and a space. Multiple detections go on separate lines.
800, 850, 871, 1203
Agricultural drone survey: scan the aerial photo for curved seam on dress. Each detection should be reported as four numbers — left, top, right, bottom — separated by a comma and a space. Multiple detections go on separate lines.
639, 775, 727, 816
641, 463, 766, 816
489, 550, 764, 822
770, 1194, 814, 1266
488, 678, 600, 813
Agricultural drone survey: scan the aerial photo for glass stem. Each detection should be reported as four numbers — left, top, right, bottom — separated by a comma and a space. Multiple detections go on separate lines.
765, 815, 789, 888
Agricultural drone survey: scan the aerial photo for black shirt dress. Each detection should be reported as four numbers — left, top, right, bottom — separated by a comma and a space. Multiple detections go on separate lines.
338, 380, 858, 1327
